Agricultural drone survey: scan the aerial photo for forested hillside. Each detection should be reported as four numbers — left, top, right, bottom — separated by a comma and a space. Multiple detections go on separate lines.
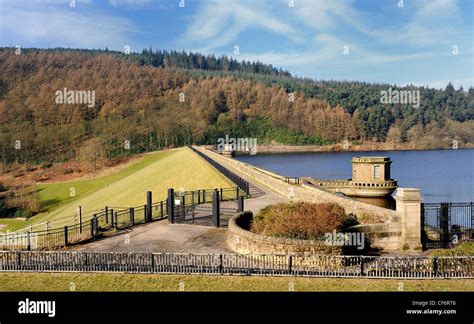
0, 48, 473, 166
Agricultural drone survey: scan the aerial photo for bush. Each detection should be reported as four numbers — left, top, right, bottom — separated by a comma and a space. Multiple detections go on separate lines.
251, 202, 353, 240
62, 167, 74, 174
3, 184, 41, 218
431, 242, 474, 256
40, 162, 53, 169
26, 164, 38, 172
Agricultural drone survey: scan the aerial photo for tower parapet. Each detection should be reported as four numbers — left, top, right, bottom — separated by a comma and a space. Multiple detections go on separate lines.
308, 156, 398, 197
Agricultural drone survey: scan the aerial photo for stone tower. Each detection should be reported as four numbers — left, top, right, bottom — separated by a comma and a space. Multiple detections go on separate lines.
352, 157, 392, 182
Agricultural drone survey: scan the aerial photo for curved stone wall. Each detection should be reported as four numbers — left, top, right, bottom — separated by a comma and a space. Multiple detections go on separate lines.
227, 211, 342, 255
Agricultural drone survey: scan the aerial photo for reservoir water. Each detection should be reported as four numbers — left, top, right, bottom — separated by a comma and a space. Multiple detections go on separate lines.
234, 149, 474, 203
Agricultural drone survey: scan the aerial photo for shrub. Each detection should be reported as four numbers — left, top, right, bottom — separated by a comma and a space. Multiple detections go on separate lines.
62, 167, 74, 174
431, 242, 474, 256
251, 202, 352, 240
26, 164, 38, 172
13, 170, 25, 178
4, 184, 41, 218
40, 162, 53, 169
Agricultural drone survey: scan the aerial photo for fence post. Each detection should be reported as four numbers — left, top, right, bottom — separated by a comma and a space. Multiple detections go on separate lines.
105, 206, 109, 224
440, 203, 449, 248
191, 192, 195, 223
203, 189, 206, 204
27, 231, 31, 251
151, 253, 155, 273
79, 205, 82, 234
130, 208, 135, 226
94, 217, 99, 237
90, 219, 95, 239
213, 189, 220, 228
167, 188, 175, 224
160, 201, 164, 218
220, 188, 223, 201
147, 191, 152, 222
237, 195, 244, 212
64, 226, 68, 246
110, 209, 114, 228
198, 190, 201, 204
182, 194, 186, 219
93, 213, 97, 237
288, 255, 293, 275
433, 257, 439, 277
219, 254, 223, 274
17, 251, 21, 270
360, 257, 365, 277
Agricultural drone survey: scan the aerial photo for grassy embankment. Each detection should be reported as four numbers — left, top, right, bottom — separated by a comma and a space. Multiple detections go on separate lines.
0, 147, 231, 232
0, 272, 472, 292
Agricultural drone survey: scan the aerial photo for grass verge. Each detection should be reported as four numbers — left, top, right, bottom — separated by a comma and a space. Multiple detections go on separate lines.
0, 272, 472, 292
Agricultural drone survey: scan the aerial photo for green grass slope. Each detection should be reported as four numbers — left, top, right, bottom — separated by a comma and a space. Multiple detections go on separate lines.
1, 147, 231, 232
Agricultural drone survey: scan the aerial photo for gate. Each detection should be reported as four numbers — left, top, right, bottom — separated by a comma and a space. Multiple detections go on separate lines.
170, 187, 244, 227
421, 202, 473, 249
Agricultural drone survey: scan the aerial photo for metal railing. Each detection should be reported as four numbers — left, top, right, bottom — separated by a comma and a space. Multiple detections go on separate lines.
0, 251, 472, 279
422, 202, 473, 249
0, 186, 243, 251
284, 177, 301, 184
190, 146, 250, 195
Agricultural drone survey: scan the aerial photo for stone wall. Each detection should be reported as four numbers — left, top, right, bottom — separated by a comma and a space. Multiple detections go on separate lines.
227, 211, 342, 255
194, 146, 422, 251
194, 146, 398, 222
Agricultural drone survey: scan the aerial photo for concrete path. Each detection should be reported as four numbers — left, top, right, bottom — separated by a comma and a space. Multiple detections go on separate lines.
73, 220, 231, 253
226, 163, 289, 215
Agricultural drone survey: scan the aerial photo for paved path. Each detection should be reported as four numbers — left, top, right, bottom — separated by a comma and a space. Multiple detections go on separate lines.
73, 220, 231, 253
227, 165, 289, 214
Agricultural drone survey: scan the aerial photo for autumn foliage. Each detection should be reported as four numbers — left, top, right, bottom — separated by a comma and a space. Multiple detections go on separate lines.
0, 48, 472, 165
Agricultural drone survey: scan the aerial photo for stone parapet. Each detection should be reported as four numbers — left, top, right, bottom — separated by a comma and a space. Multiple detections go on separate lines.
227, 211, 342, 255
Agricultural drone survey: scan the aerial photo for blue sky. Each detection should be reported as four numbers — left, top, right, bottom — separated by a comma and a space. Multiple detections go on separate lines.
0, 0, 472, 89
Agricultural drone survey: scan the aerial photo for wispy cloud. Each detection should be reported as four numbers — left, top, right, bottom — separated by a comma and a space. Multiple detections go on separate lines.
0, 1, 139, 49
0, 0, 470, 87
367, 0, 466, 47
180, 0, 299, 52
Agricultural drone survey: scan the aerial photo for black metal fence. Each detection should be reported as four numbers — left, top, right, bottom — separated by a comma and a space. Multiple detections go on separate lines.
168, 187, 244, 227
284, 177, 301, 184
0, 186, 243, 251
0, 251, 472, 278
190, 146, 250, 195
421, 202, 473, 249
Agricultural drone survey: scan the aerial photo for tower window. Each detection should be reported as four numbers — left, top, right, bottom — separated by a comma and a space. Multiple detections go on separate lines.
373, 165, 381, 178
